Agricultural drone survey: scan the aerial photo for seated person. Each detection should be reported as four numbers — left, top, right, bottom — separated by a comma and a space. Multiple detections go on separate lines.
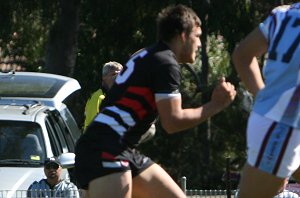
27, 157, 79, 198
21, 134, 43, 160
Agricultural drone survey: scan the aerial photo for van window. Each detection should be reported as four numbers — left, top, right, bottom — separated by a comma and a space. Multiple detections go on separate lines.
46, 110, 69, 154
0, 121, 45, 165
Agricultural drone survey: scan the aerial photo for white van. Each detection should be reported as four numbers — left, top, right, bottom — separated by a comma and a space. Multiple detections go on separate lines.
0, 72, 82, 197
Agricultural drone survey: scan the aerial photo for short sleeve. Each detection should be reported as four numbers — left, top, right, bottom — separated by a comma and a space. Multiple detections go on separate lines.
259, 5, 293, 44
152, 63, 181, 94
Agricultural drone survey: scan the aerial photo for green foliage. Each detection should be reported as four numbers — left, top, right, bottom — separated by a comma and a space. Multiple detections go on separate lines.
0, 0, 59, 71
207, 34, 231, 82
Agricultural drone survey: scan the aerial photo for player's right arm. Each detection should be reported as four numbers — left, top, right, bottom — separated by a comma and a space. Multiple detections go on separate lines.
156, 77, 236, 133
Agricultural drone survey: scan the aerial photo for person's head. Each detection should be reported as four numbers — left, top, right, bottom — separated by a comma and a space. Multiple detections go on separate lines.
43, 157, 62, 182
102, 61, 123, 89
156, 4, 202, 63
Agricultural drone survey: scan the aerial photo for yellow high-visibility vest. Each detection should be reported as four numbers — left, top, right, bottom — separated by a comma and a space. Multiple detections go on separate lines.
83, 89, 105, 130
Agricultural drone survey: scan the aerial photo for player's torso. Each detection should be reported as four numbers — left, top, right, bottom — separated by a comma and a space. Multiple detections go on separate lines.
254, 4, 300, 128
95, 42, 180, 146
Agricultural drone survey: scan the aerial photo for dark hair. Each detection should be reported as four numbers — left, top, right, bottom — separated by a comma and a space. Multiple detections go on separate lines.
156, 4, 201, 42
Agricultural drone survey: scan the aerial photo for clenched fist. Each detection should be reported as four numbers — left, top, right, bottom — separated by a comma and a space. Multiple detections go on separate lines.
211, 77, 236, 110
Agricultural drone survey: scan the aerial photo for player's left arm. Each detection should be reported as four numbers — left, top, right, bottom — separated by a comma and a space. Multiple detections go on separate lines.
232, 27, 267, 97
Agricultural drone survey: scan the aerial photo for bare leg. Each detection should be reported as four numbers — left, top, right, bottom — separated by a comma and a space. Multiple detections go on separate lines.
238, 163, 286, 198
87, 171, 132, 198
132, 163, 186, 198
292, 166, 300, 183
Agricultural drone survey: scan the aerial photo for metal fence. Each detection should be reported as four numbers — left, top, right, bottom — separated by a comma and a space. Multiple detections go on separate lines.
0, 189, 237, 198
180, 176, 300, 198
1, 177, 299, 198
185, 190, 237, 198
1, 189, 300, 198
180, 176, 237, 198
0, 190, 82, 198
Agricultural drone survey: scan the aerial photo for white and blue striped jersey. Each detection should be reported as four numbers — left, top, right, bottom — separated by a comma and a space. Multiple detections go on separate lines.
253, 3, 300, 128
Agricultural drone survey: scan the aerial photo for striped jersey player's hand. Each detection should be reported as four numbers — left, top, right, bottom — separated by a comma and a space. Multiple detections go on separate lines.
210, 77, 236, 110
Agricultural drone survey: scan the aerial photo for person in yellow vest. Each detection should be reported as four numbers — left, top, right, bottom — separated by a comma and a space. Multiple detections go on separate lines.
83, 61, 123, 130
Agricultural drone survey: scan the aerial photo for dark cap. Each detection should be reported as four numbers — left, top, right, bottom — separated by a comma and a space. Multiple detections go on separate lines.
44, 157, 61, 166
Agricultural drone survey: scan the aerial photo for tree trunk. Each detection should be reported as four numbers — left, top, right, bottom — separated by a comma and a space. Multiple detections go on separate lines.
45, 0, 80, 77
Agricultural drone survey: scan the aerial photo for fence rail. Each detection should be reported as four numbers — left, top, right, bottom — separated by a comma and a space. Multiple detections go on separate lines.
1, 189, 300, 198
186, 190, 237, 198
0, 176, 299, 198
0, 190, 81, 198
0, 189, 237, 198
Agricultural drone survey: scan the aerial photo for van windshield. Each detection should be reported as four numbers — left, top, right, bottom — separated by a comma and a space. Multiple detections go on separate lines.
0, 121, 46, 166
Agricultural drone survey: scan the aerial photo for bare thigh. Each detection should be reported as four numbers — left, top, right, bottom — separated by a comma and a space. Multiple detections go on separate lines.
86, 171, 132, 198
238, 163, 286, 198
132, 163, 186, 198
292, 166, 300, 183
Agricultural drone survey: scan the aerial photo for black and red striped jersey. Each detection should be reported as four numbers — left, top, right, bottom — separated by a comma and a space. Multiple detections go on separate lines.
91, 42, 181, 147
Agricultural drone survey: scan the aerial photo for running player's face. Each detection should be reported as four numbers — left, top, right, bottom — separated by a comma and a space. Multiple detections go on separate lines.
182, 25, 201, 63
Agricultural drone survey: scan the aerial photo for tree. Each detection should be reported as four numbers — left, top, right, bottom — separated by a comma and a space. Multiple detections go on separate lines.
45, 0, 80, 76
0, 0, 293, 190
0, 0, 53, 71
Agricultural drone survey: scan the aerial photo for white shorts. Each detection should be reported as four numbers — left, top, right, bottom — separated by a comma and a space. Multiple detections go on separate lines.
247, 112, 300, 178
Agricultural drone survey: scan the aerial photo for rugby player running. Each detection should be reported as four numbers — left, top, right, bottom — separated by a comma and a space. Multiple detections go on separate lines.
75, 4, 236, 198
232, 2, 300, 198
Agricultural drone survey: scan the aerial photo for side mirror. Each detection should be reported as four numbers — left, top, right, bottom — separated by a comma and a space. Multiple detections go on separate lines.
58, 152, 75, 169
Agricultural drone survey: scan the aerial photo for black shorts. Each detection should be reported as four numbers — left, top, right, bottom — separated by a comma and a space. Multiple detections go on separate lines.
74, 124, 154, 190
